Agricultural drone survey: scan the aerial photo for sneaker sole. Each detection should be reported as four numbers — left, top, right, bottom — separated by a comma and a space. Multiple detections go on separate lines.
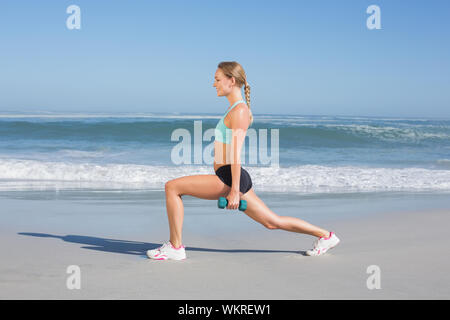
306, 239, 340, 256
149, 257, 186, 261
147, 252, 186, 261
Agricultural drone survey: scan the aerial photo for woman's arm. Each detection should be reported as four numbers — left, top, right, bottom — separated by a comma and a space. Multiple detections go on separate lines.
228, 105, 250, 192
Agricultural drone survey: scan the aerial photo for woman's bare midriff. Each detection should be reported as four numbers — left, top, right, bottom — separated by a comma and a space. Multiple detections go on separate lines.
214, 140, 232, 172
214, 106, 250, 172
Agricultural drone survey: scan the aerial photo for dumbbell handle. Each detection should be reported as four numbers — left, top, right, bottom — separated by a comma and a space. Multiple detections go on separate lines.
218, 197, 247, 211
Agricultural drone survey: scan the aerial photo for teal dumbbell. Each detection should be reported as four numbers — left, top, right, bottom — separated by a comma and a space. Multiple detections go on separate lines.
218, 197, 247, 211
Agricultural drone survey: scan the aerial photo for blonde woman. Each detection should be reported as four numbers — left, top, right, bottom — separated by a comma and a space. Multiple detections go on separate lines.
147, 61, 340, 260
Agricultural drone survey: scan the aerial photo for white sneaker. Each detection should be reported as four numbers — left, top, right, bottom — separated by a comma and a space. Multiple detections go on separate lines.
146, 241, 186, 260
306, 232, 340, 256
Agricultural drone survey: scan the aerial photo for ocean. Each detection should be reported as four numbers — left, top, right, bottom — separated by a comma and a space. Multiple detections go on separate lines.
1, 112, 450, 201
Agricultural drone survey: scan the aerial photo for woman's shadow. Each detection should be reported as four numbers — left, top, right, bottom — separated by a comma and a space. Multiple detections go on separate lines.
18, 232, 305, 257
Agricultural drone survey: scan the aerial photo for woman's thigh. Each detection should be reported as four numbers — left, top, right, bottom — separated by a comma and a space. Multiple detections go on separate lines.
240, 188, 280, 229
166, 174, 232, 200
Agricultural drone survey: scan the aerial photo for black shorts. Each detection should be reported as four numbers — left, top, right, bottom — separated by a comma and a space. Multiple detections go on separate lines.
215, 165, 253, 194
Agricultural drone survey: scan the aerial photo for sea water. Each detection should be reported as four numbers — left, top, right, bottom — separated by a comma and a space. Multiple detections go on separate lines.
0, 112, 449, 212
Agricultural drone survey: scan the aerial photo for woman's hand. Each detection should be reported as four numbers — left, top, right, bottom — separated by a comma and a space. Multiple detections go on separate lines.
226, 189, 241, 210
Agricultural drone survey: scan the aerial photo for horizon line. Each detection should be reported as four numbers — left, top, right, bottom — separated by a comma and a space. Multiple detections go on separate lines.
0, 110, 449, 120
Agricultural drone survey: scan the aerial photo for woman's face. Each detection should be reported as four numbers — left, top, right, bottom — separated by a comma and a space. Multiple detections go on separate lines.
213, 69, 234, 97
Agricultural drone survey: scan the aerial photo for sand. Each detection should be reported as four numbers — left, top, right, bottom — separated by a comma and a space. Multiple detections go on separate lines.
0, 193, 449, 299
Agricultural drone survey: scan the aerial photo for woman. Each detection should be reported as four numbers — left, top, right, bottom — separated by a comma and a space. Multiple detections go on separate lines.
147, 61, 340, 260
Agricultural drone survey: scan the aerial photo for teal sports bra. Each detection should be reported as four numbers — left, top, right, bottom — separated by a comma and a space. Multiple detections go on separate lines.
215, 100, 248, 144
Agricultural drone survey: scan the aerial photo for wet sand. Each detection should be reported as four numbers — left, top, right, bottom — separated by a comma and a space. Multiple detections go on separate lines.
0, 195, 449, 299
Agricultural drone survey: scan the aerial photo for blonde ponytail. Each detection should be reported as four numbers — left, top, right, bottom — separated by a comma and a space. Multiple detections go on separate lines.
244, 82, 253, 125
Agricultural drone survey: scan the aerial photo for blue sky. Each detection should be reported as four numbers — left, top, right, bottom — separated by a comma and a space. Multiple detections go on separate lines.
1, 0, 449, 118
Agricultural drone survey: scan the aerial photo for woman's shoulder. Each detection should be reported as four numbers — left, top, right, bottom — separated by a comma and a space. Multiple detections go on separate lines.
228, 103, 251, 126
230, 101, 248, 112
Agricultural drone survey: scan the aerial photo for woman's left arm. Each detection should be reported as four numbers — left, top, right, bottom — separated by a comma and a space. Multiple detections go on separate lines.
226, 106, 250, 209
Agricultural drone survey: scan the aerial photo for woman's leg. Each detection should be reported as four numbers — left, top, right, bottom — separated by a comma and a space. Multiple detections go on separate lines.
164, 174, 231, 248
240, 188, 330, 238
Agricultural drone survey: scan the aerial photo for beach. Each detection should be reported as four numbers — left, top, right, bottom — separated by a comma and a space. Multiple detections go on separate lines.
1, 113, 449, 299
2, 0, 450, 303
1, 190, 449, 300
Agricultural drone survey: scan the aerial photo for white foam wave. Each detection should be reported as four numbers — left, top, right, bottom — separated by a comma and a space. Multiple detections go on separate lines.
250, 165, 450, 193
1, 159, 450, 193
321, 124, 450, 141
56, 149, 108, 158
437, 159, 450, 168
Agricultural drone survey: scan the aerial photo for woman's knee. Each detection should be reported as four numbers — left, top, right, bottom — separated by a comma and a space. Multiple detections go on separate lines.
260, 216, 280, 230
165, 179, 177, 193
263, 221, 280, 230
264, 223, 278, 230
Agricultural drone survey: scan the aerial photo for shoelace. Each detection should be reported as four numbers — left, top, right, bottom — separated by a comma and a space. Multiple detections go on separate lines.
311, 238, 325, 252
157, 241, 184, 253
155, 242, 170, 254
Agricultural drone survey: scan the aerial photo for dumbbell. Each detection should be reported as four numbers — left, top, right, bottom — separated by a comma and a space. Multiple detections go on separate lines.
218, 197, 247, 211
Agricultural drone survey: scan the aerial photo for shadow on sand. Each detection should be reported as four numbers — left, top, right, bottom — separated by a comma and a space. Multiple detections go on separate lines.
18, 232, 306, 257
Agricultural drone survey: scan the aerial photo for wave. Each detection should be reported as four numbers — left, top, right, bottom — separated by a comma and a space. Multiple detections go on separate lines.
437, 159, 450, 169
1, 119, 449, 147
278, 124, 450, 147
1, 159, 449, 193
